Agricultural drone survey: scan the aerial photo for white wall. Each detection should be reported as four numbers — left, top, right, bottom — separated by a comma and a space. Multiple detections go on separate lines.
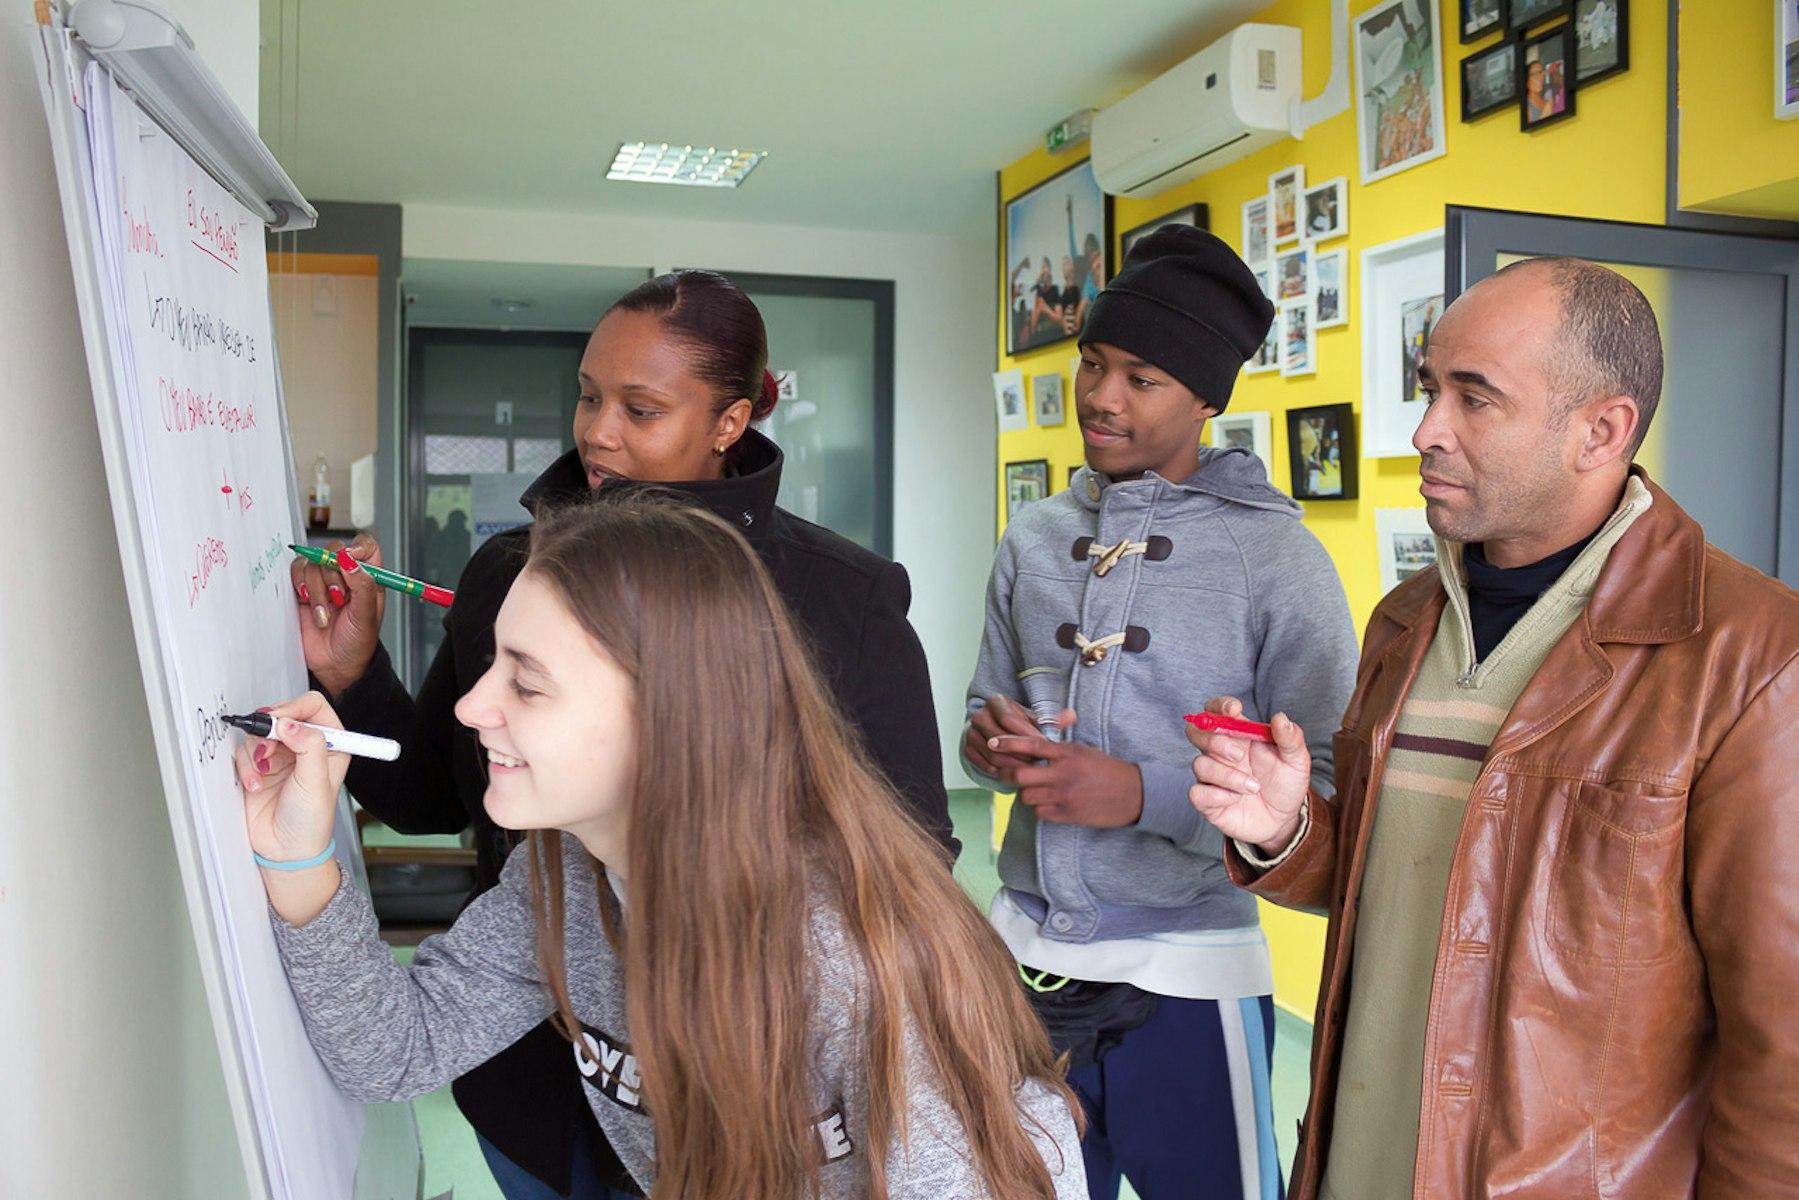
0, 3, 257, 1196
405, 204, 998, 788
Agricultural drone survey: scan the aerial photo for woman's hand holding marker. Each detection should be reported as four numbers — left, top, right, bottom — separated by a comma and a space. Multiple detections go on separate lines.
235, 692, 351, 925
291, 533, 386, 697
1184, 695, 1313, 859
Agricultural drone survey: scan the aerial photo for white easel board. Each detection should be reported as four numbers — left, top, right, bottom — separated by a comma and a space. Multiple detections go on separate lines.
33, 15, 418, 1199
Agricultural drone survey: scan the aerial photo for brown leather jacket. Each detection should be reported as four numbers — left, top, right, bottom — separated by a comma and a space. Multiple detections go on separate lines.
1229, 474, 1799, 1199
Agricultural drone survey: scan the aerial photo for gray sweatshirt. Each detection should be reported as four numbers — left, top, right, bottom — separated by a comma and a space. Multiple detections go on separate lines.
964, 447, 1358, 945
272, 835, 1087, 1199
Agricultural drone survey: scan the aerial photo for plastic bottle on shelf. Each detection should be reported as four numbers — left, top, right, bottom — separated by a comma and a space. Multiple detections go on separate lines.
308, 453, 332, 530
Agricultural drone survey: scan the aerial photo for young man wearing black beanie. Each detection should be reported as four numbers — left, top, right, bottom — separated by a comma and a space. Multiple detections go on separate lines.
962, 225, 1358, 1199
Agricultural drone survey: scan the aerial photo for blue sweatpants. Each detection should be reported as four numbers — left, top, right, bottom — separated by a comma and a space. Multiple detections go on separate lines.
1069, 994, 1284, 1200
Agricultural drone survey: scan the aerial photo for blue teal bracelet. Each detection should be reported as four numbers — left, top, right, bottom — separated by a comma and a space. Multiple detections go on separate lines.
254, 838, 337, 872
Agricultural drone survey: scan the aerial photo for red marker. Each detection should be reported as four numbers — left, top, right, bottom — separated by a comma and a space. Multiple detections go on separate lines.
1183, 712, 1276, 743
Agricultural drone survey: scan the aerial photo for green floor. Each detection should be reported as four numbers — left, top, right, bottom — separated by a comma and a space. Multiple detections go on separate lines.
387, 792, 1312, 1198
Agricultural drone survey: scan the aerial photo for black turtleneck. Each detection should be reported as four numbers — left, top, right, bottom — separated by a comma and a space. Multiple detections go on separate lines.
1464, 531, 1598, 661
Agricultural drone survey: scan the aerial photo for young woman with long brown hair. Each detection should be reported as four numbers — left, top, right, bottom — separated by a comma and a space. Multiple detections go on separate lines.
294, 269, 954, 1197
242, 496, 1085, 1199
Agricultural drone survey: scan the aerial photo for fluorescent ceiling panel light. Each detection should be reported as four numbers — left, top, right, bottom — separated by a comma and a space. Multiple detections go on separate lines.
606, 142, 766, 188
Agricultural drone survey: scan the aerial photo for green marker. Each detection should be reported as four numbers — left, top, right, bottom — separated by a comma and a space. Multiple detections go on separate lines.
289, 543, 455, 608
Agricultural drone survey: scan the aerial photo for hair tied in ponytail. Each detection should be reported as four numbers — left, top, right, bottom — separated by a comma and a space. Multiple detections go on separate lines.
754, 370, 780, 421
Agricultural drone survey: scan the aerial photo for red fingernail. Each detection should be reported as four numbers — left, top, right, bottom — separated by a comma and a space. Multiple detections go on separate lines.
297, 582, 311, 603
328, 585, 347, 608
336, 549, 359, 574
255, 706, 272, 714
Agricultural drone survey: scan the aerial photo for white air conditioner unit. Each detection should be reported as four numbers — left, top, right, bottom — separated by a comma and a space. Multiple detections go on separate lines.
1091, 23, 1303, 199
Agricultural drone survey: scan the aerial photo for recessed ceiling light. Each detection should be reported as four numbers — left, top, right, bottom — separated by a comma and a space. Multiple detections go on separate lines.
491, 298, 534, 313
606, 142, 766, 188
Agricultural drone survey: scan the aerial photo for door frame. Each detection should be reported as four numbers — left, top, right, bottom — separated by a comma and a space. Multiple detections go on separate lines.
402, 325, 590, 682
1445, 204, 1799, 581
705, 270, 897, 558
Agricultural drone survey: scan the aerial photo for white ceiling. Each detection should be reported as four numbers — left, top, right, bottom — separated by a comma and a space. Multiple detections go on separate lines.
258, 0, 1269, 236
402, 259, 651, 331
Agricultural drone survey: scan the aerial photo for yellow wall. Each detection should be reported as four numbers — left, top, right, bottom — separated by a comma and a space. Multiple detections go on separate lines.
1678, 1, 1799, 220
992, 0, 1668, 1020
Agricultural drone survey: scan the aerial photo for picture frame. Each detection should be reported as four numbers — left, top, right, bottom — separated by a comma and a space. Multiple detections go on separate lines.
1313, 247, 1349, 328
1301, 176, 1349, 243
1353, 0, 1448, 185
1003, 158, 1112, 356
1066, 464, 1082, 490
1781, 0, 1799, 119
1460, 0, 1507, 42
1279, 301, 1316, 378
993, 368, 1028, 434
1520, 22, 1577, 130
1509, 0, 1569, 33
1375, 507, 1438, 592
1208, 410, 1275, 477
1004, 459, 1051, 520
1573, 0, 1628, 85
1121, 203, 1208, 260
1241, 194, 1272, 265
1461, 39, 1520, 120
1274, 244, 1312, 301
1360, 228, 1445, 458
1032, 371, 1067, 427
1244, 266, 1280, 374
1286, 404, 1358, 500
1269, 165, 1305, 246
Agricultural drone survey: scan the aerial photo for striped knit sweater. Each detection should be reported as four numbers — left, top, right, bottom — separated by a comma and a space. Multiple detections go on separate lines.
1319, 478, 1652, 1200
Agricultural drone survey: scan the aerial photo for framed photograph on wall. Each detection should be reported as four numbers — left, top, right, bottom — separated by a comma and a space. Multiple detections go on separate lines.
1032, 372, 1067, 427
993, 368, 1028, 433
1462, 39, 1520, 120
1279, 302, 1316, 378
1245, 266, 1280, 374
1003, 158, 1111, 356
1521, 22, 1577, 130
1574, 0, 1628, 85
1509, 0, 1569, 33
1269, 165, 1305, 245
1778, 0, 1799, 118
1122, 204, 1208, 260
1208, 410, 1275, 477
1460, 0, 1506, 42
1302, 176, 1349, 242
1287, 404, 1358, 500
1242, 194, 1272, 264
1361, 227, 1444, 458
1375, 507, 1438, 593
1313, 247, 1349, 328
1353, 0, 1448, 185
1275, 244, 1312, 301
1004, 459, 1050, 519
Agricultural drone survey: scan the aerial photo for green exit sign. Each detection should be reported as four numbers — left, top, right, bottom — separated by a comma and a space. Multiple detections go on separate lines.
1044, 109, 1094, 154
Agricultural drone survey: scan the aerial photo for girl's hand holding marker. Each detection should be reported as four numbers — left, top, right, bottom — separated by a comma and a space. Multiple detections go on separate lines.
233, 693, 355, 923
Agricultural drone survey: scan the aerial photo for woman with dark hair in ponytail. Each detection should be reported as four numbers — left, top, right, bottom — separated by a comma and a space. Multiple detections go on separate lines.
286, 270, 954, 1199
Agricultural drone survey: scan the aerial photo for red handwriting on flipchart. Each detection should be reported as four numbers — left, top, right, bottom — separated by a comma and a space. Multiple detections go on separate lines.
187, 536, 229, 608
187, 189, 239, 271
121, 184, 165, 258
158, 377, 257, 435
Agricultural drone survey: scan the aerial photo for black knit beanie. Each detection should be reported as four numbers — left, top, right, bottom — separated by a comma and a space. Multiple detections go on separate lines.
1079, 225, 1274, 412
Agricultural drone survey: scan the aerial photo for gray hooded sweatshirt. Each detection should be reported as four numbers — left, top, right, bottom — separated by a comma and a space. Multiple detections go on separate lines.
272, 834, 1087, 1199
964, 446, 1357, 949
